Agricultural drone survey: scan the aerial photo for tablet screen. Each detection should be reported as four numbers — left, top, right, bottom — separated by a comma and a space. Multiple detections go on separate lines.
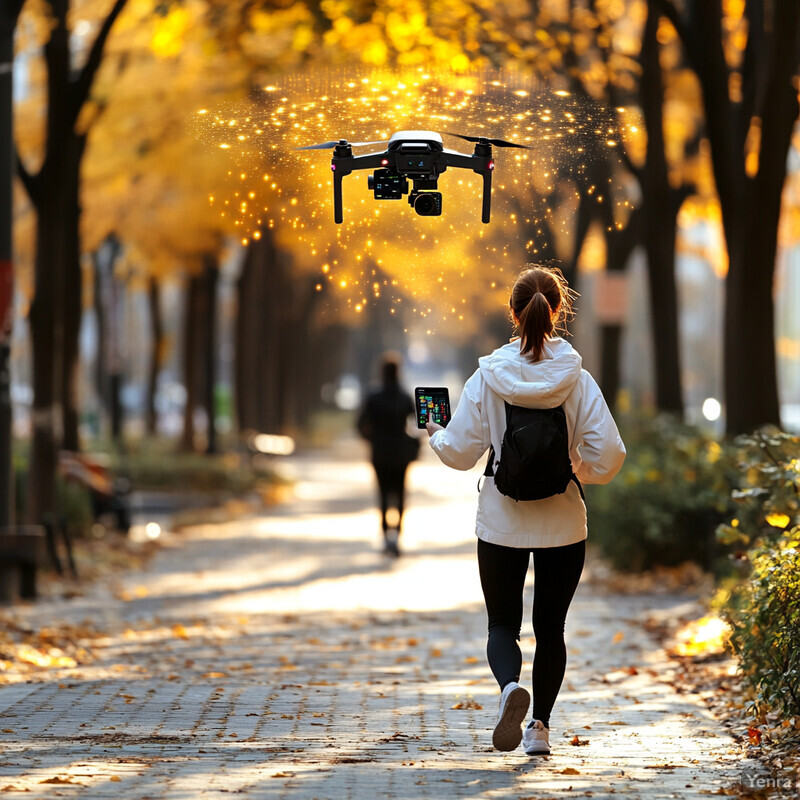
415, 387, 451, 429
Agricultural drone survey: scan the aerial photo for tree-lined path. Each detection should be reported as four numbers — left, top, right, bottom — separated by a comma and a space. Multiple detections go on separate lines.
0, 441, 749, 798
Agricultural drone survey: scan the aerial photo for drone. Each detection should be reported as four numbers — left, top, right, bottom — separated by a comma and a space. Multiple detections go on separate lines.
298, 131, 529, 224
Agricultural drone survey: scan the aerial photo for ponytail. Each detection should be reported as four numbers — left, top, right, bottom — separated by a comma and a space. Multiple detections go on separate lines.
510, 266, 575, 362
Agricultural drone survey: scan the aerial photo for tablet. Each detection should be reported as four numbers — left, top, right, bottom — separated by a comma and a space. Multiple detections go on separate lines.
415, 387, 451, 429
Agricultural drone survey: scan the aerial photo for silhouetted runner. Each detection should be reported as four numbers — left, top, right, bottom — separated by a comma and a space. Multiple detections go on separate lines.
357, 354, 417, 556
426, 265, 626, 755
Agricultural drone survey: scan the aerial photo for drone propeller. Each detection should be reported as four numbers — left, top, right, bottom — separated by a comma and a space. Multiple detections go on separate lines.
447, 132, 531, 149
296, 139, 388, 150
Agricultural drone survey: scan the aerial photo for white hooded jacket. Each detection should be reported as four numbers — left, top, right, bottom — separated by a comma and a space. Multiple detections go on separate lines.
429, 337, 626, 548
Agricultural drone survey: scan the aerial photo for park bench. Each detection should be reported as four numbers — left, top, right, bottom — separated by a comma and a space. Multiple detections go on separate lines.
58, 451, 131, 534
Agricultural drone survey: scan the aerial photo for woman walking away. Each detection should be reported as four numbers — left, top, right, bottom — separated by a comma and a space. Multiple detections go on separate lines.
357, 353, 417, 557
425, 265, 625, 755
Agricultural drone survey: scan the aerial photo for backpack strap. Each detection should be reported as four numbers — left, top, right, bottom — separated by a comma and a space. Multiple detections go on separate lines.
571, 473, 585, 501
480, 401, 510, 486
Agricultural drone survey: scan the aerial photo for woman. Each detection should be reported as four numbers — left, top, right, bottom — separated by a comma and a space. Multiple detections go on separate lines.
357, 354, 417, 556
426, 266, 625, 755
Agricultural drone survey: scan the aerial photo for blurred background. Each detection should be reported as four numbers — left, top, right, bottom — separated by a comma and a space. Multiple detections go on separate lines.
2, 0, 799, 538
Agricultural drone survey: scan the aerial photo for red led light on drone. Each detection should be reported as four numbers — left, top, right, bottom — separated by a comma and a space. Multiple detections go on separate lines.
381, 158, 389, 166
489, 160, 495, 170
331, 164, 336, 171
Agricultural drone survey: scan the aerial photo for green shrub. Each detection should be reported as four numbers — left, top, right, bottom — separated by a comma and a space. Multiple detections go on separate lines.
715, 430, 800, 721
716, 430, 800, 551
722, 541, 800, 720
586, 416, 735, 571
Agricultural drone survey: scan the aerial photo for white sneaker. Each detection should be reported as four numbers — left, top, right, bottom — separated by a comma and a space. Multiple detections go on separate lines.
522, 719, 551, 755
492, 682, 530, 751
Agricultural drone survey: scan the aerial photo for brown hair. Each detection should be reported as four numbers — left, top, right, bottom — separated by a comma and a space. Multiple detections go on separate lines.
510, 265, 575, 362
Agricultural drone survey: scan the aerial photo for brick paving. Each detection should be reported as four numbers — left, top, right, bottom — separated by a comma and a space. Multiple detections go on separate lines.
0, 443, 750, 798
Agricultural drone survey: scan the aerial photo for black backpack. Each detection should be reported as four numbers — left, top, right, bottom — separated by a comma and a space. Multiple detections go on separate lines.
484, 402, 583, 502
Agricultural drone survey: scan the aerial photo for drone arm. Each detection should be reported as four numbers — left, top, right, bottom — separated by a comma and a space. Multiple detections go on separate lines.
330, 152, 387, 224
333, 170, 345, 224
441, 152, 493, 224
480, 168, 492, 224
349, 153, 388, 170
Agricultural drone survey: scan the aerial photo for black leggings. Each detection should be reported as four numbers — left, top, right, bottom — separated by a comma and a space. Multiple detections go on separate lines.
373, 462, 408, 533
477, 537, 585, 727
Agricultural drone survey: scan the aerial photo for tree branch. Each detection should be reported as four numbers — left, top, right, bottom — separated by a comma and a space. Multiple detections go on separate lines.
70, 0, 129, 123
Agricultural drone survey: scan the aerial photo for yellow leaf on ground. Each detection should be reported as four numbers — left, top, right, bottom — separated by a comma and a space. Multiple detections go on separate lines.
560, 767, 581, 775
17, 645, 76, 669
451, 697, 483, 710
463, 656, 479, 664
612, 631, 625, 643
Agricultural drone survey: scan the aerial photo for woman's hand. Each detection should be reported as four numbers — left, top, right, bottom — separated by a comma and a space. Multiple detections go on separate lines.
426, 421, 444, 437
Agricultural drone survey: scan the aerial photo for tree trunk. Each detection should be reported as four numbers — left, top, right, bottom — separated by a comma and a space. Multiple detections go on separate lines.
722, 2, 799, 433
19, 0, 128, 521
201, 254, 219, 454
0, 0, 24, 525
641, 1, 684, 415
235, 245, 259, 433
668, 0, 800, 432
60, 133, 87, 452
181, 274, 201, 452
146, 275, 163, 436
25, 9, 72, 523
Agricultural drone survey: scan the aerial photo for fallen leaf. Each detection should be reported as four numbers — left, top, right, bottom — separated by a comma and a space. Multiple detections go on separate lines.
110, 776, 121, 782
560, 767, 581, 775
612, 632, 625, 644
2, 730, 13, 734
17, 645, 76, 669
271, 772, 294, 778
452, 697, 483, 710
747, 726, 762, 745
172, 623, 189, 639
1, 785, 30, 792
570, 736, 590, 746
430, 649, 442, 658
39, 778, 82, 785
463, 656, 479, 664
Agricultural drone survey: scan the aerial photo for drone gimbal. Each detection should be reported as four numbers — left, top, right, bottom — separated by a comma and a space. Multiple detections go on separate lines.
298, 131, 528, 224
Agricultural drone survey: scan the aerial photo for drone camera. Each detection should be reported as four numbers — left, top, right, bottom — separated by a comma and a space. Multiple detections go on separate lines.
368, 169, 407, 200
411, 191, 442, 217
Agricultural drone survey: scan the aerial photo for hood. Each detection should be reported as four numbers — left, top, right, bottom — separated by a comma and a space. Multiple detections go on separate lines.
478, 337, 582, 407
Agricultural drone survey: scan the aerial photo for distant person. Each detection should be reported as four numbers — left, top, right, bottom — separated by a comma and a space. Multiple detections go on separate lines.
425, 265, 625, 755
357, 354, 418, 556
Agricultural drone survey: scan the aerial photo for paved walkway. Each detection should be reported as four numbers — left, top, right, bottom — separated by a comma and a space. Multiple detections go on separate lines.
0, 442, 748, 798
